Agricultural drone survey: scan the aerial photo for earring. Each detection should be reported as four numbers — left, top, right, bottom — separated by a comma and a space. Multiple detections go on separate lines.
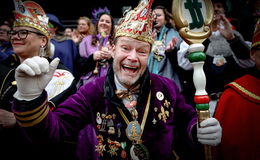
40, 46, 46, 57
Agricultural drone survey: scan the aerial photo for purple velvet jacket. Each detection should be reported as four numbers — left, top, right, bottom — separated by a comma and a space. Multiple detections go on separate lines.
13, 69, 198, 160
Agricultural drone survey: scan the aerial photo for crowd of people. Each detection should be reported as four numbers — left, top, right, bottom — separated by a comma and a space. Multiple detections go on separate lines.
0, 0, 259, 160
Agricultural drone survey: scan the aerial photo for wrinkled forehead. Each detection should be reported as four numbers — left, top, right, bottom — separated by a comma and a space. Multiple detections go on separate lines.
116, 37, 151, 48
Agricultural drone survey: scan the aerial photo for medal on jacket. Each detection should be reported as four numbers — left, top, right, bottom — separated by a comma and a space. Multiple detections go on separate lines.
117, 91, 151, 160
126, 110, 141, 141
130, 143, 150, 160
151, 40, 165, 61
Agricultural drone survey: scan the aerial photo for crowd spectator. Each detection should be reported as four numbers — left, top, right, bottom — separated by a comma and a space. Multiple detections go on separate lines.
47, 13, 79, 76
64, 27, 73, 38
77, 10, 115, 87
0, 22, 13, 62
148, 5, 183, 90
238, 0, 260, 42
71, 16, 95, 44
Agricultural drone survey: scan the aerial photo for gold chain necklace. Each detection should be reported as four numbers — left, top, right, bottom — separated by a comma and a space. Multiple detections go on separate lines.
117, 90, 151, 143
117, 90, 151, 159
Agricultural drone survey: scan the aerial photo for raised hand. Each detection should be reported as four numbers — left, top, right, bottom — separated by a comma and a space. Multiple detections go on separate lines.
14, 56, 60, 101
165, 37, 178, 52
218, 14, 235, 40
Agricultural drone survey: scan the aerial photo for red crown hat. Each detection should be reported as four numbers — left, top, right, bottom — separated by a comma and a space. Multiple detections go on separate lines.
252, 19, 260, 49
13, 0, 50, 37
115, 0, 154, 44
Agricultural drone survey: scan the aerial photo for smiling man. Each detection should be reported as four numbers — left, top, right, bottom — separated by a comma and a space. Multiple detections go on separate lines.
112, 37, 151, 87
12, 0, 222, 159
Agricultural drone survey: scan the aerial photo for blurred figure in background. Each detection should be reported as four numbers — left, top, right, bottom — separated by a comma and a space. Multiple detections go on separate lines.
47, 13, 79, 76
64, 27, 73, 38
148, 5, 183, 90
238, 0, 260, 42
0, 21, 13, 63
71, 16, 95, 44
77, 8, 115, 88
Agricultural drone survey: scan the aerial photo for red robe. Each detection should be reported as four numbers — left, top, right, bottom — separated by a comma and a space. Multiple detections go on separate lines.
214, 74, 260, 160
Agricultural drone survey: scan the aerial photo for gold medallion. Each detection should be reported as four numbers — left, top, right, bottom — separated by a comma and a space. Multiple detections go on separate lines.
126, 121, 142, 142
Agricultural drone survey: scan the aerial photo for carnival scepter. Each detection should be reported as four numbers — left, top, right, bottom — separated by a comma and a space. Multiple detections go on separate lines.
172, 0, 214, 159
93, 31, 108, 75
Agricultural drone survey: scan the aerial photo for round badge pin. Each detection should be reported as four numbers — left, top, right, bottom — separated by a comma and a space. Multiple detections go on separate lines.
156, 91, 164, 101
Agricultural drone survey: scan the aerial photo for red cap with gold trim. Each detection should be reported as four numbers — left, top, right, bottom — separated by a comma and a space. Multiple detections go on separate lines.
252, 19, 260, 49
115, 0, 154, 45
13, 0, 50, 38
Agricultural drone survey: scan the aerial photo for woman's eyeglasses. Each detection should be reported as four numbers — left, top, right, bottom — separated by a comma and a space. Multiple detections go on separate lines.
8, 29, 43, 39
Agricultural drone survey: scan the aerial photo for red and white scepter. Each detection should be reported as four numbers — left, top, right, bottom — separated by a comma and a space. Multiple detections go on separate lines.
172, 0, 214, 159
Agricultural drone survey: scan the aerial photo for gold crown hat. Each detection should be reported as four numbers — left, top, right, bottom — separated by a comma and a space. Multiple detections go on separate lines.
115, 0, 154, 44
13, 0, 50, 37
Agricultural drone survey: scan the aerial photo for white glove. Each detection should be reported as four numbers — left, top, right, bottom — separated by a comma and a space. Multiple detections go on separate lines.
14, 56, 60, 101
197, 118, 222, 146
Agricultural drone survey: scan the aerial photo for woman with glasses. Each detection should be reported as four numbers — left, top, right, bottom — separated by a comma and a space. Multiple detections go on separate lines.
0, 1, 76, 160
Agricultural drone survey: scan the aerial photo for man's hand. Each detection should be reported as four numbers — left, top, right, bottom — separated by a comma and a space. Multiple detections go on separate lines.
0, 109, 16, 128
197, 118, 222, 146
219, 14, 235, 40
165, 37, 178, 52
14, 56, 60, 101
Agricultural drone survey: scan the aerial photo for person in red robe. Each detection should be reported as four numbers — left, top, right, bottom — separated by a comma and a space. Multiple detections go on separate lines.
213, 19, 260, 160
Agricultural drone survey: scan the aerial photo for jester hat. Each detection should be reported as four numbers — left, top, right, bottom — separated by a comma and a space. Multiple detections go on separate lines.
115, 0, 154, 45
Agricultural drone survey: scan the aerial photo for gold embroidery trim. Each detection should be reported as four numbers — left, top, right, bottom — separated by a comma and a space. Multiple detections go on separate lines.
14, 100, 47, 116
0, 69, 15, 98
16, 106, 50, 127
230, 82, 260, 101
15, 104, 47, 121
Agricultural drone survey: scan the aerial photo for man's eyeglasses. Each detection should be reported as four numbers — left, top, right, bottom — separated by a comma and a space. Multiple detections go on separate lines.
8, 29, 43, 39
